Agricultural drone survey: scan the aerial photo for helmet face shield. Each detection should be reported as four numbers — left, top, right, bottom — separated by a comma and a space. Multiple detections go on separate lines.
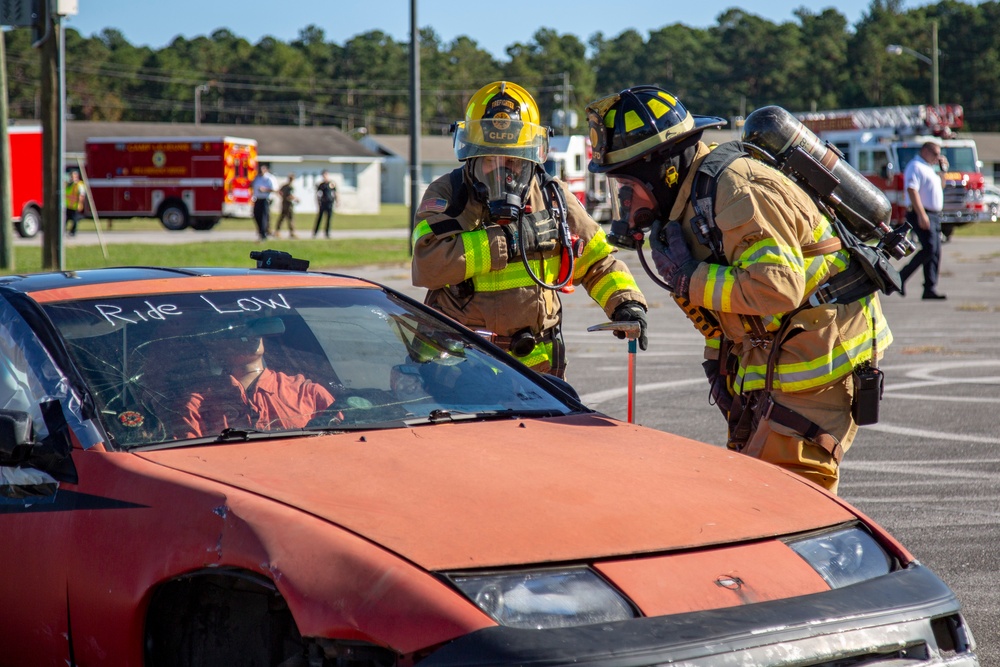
604, 175, 660, 248
454, 119, 549, 164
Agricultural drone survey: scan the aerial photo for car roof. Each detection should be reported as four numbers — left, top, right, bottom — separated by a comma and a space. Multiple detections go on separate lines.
0, 266, 377, 302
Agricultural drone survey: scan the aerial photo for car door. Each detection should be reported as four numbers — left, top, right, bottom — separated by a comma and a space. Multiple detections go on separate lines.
0, 295, 90, 666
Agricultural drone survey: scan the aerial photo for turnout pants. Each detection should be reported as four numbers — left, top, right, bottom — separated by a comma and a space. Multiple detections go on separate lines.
727, 374, 857, 494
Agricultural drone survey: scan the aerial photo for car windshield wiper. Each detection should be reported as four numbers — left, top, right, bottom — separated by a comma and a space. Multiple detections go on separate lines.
128, 427, 327, 452
404, 408, 568, 426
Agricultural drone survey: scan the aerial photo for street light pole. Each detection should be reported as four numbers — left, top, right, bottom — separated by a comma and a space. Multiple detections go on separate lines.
886, 20, 940, 106
931, 20, 939, 107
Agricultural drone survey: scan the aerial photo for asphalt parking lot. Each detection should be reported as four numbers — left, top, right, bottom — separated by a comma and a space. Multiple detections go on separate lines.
21, 227, 1000, 660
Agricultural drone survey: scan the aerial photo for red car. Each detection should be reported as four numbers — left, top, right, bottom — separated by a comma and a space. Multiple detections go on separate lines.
0, 251, 978, 666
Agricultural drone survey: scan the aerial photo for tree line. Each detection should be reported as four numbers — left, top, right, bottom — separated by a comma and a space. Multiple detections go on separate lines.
6, 0, 1000, 134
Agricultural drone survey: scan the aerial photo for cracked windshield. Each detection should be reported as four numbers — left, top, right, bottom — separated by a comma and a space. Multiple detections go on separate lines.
43, 287, 572, 449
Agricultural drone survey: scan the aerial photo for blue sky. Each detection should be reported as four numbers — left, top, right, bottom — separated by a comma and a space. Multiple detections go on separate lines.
65, 0, 937, 58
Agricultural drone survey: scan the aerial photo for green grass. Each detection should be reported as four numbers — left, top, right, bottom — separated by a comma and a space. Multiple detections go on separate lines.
6, 238, 410, 274
953, 221, 1000, 237
2, 203, 413, 274
97, 204, 411, 233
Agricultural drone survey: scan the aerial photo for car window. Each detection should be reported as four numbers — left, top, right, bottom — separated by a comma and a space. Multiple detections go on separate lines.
0, 297, 100, 450
41, 287, 574, 450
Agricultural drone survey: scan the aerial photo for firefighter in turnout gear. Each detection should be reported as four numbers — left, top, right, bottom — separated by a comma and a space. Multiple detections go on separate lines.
412, 81, 647, 378
587, 86, 892, 493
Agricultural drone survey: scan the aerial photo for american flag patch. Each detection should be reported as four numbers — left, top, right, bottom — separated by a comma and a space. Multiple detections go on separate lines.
421, 198, 449, 213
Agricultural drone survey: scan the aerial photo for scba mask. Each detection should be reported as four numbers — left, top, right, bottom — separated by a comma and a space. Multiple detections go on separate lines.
469, 156, 535, 224
606, 175, 660, 249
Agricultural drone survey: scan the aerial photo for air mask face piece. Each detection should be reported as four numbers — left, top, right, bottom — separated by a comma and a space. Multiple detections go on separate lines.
471, 156, 534, 224
605, 175, 660, 248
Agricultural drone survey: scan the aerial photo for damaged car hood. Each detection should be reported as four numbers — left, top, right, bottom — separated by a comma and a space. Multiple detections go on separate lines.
137, 414, 854, 570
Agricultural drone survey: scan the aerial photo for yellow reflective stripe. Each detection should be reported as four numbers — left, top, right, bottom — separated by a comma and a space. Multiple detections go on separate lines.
472, 257, 560, 292
461, 229, 493, 279
517, 340, 554, 369
412, 220, 433, 246
702, 263, 735, 312
734, 296, 893, 393
573, 228, 614, 280
705, 335, 721, 350
736, 237, 804, 273
590, 271, 640, 309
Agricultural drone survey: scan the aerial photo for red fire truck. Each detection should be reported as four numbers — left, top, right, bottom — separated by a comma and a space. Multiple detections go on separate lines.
8, 125, 44, 238
543, 134, 612, 221
83, 136, 257, 231
796, 105, 985, 238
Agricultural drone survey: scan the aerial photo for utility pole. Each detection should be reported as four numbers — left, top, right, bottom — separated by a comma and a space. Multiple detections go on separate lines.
39, 7, 62, 270
194, 84, 209, 126
0, 29, 14, 270
408, 0, 421, 256
562, 72, 570, 136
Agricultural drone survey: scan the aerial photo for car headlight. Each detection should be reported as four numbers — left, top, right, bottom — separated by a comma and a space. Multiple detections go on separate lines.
448, 567, 636, 629
788, 526, 892, 589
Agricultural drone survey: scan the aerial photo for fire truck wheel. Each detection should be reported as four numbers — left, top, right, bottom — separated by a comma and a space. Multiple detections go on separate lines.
16, 206, 41, 238
159, 203, 190, 231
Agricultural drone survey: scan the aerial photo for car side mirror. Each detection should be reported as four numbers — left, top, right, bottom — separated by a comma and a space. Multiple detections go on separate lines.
0, 409, 36, 466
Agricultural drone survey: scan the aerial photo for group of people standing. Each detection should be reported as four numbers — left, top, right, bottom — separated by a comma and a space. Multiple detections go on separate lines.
250, 166, 338, 241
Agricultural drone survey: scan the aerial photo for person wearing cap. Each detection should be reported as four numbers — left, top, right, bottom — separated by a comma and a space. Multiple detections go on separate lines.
411, 81, 647, 379
586, 86, 892, 493
177, 324, 335, 438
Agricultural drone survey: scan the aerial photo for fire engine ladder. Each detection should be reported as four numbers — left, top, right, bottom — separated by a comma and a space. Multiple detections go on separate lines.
797, 104, 963, 133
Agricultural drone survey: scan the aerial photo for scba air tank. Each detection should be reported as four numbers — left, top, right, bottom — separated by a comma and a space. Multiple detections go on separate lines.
741, 105, 893, 241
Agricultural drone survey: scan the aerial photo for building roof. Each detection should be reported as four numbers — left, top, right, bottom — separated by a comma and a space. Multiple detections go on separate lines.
65, 121, 380, 161
365, 134, 460, 164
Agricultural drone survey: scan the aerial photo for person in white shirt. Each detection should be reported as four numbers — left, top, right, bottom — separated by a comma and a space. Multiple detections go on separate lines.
251, 164, 280, 241
899, 141, 948, 300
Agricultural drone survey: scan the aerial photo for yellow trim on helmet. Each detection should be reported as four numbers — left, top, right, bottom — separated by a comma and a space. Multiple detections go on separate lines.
623, 110, 644, 133
604, 112, 695, 166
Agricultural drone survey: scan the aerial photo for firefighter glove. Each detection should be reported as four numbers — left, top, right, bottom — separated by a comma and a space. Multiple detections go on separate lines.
611, 301, 648, 351
702, 358, 734, 418
650, 219, 700, 299
521, 215, 560, 258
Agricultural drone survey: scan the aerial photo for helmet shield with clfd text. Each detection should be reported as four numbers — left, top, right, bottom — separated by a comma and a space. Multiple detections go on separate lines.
454, 81, 551, 222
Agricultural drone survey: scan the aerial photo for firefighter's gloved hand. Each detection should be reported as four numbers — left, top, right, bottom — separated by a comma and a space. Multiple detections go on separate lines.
505, 216, 558, 260
611, 301, 648, 351
702, 358, 733, 418
649, 219, 700, 299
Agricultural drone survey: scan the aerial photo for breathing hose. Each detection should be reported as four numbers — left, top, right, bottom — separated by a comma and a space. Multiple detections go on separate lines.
518, 173, 575, 291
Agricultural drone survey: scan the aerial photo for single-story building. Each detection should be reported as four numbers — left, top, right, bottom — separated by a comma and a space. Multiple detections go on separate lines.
360, 134, 460, 205
65, 121, 383, 215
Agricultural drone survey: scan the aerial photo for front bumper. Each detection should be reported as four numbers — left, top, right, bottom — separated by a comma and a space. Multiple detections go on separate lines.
421, 564, 977, 667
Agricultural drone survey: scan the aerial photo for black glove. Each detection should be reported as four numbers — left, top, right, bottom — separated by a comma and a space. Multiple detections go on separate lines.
702, 358, 733, 418
649, 219, 700, 298
611, 301, 648, 351
507, 216, 559, 260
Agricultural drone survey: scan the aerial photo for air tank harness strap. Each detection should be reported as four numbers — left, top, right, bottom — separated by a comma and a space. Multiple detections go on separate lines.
758, 302, 843, 463
728, 304, 844, 464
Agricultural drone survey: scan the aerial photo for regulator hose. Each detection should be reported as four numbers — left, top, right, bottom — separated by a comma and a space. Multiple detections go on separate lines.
518, 173, 574, 291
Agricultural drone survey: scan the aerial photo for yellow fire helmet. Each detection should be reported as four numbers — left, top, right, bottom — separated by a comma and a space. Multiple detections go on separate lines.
453, 81, 550, 164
